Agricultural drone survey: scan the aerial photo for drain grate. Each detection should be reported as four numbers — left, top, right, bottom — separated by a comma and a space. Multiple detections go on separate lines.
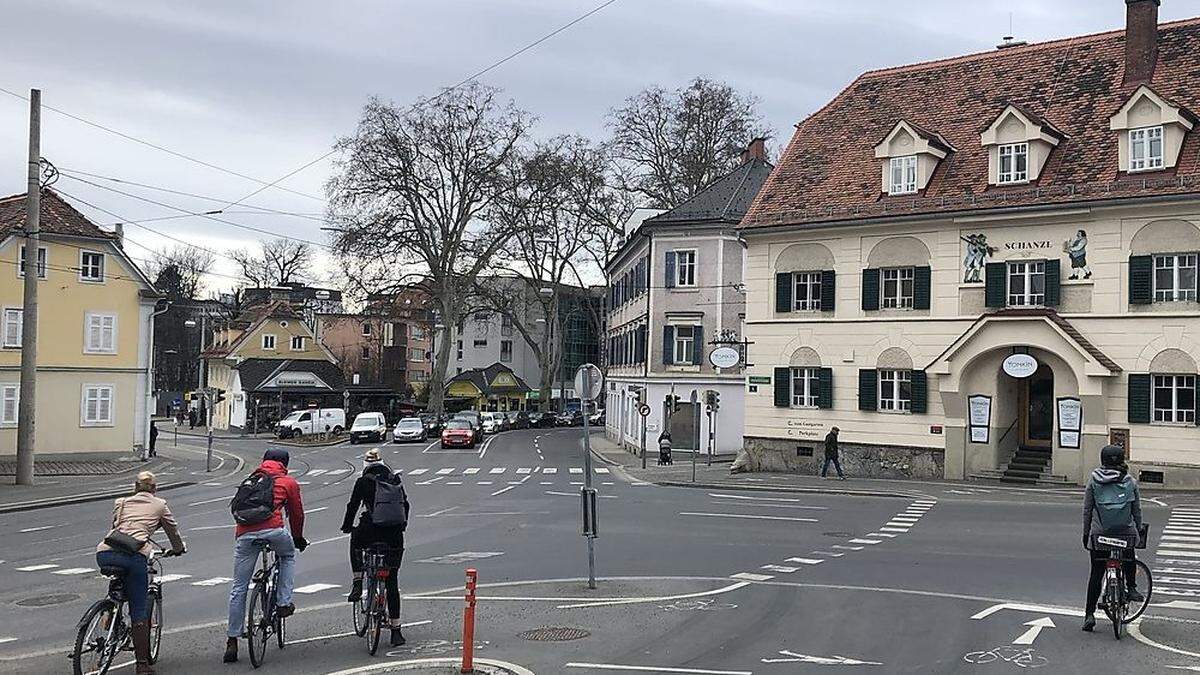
16, 593, 80, 607
822, 531, 853, 538
519, 626, 590, 642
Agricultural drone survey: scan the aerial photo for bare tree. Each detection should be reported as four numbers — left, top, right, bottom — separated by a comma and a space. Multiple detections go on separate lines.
230, 238, 314, 288
609, 77, 767, 208
146, 244, 215, 300
327, 82, 533, 415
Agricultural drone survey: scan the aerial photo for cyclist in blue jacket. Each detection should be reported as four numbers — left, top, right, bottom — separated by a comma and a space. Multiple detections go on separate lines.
1081, 444, 1144, 632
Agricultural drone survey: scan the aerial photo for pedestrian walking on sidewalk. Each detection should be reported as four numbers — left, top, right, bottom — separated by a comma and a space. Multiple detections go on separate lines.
188, 408, 196, 429
149, 421, 158, 458
657, 431, 673, 466
822, 427, 845, 480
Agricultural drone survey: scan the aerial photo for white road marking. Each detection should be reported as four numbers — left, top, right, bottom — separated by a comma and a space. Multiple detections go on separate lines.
464, 468, 481, 475
416, 476, 445, 485
880, 527, 910, 533
540, 481, 554, 485
1157, 577, 1200, 586
307, 469, 328, 476
565, 664, 751, 675
447, 481, 463, 485
491, 485, 518, 497
542, 468, 558, 474
569, 468, 584, 474
191, 524, 229, 531
52, 568, 95, 575
436, 468, 455, 475
310, 534, 350, 546
730, 572, 774, 582
16, 564, 58, 572
0, 638, 16, 645
1160, 542, 1200, 550
157, 574, 192, 583
478, 481, 493, 485
868, 533, 898, 538
406, 468, 429, 475
762, 651, 882, 666
707, 493, 828, 509
595, 467, 610, 474
761, 564, 800, 573
970, 602, 1083, 620
678, 512, 819, 523
284, 620, 433, 646
187, 495, 230, 507
783, 558, 825, 565
507, 481, 522, 485
294, 583, 341, 594
415, 551, 504, 564
516, 467, 532, 474
812, 551, 844, 557
1157, 567, 1200, 577
890, 516, 920, 522
831, 545, 863, 551
192, 577, 233, 587
490, 467, 506, 474
18, 525, 55, 533
1011, 617, 1055, 645
304, 507, 328, 514
327, 468, 351, 475
848, 538, 882, 545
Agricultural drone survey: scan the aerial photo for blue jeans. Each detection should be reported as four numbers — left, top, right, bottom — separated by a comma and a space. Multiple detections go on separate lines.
821, 457, 844, 478
96, 550, 150, 622
226, 528, 296, 638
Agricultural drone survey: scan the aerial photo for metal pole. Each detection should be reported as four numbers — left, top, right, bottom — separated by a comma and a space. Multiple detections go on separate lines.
15, 89, 41, 487
640, 410, 647, 470
707, 406, 714, 467
205, 391, 213, 472
581, 368, 596, 590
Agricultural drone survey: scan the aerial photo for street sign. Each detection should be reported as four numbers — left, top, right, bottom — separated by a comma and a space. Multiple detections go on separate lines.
637, 403, 651, 417
574, 363, 604, 402
1002, 353, 1038, 378
581, 487, 598, 537
709, 346, 740, 369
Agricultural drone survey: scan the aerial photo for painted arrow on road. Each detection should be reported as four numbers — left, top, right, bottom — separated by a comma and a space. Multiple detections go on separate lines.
761, 650, 882, 665
1011, 617, 1055, 645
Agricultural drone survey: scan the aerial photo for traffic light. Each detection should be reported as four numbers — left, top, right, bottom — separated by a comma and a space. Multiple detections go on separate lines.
665, 394, 680, 413
214, 389, 227, 405
705, 390, 721, 410
636, 387, 646, 406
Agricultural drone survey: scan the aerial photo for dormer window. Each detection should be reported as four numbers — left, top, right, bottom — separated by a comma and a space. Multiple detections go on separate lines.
981, 106, 1062, 186
874, 121, 953, 197
1129, 126, 1164, 172
889, 156, 917, 195
997, 143, 1029, 184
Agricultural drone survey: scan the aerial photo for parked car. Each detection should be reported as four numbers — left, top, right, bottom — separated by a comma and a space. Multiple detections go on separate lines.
556, 410, 584, 427
589, 410, 605, 426
508, 411, 529, 429
528, 411, 555, 428
276, 407, 345, 439
348, 412, 389, 444
481, 412, 503, 435
454, 410, 484, 436
441, 419, 477, 449
419, 412, 442, 435
392, 416, 427, 443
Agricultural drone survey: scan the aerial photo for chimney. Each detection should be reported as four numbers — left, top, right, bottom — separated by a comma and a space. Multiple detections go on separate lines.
741, 137, 767, 164
1124, 0, 1161, 85
113, 222, 124, 248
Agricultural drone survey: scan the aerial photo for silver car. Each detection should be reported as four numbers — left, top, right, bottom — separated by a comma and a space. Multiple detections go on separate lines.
392, 417, 427, 443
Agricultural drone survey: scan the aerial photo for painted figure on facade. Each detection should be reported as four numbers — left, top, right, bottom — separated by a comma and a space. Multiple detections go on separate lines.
1065, 229, 1091, 279
961, 233, 995, 283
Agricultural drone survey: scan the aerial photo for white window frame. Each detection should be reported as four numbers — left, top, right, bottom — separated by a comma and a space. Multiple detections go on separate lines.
261, 334, 277, 350
1007, 260, 1046, 307
672, 325, 695, 365
17, 245, 47, 279
790, 367, 820, 408
1153, 374, 1196, 424
3, 307, 22, 348
1129, 126, 1165, 172
889, 155, 918, 195
879, 369, 912, 413
500, 340, 513, 363
83, 313, 117, 354
473, 339, 487, 349
411, 325, 425, 340
792, 271, 823, 311
881, 267, 915, 309
1153, 253, 1198, 302
290, 335, 305, 351
409, 347, 424, 362
80, 384, 114, 427
361, 323, 373, 337
78, 250, 105, 283
0, 384, 18, 426
361, 345, 371, 359
674, 249, 697, 287
998, 143, 1029, 184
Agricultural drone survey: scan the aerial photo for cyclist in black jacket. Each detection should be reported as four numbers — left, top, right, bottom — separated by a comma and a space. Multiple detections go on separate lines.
341, 448, 410, 646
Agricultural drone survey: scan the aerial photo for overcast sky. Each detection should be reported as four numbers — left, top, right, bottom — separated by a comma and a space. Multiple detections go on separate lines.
1, 0, 1194, 293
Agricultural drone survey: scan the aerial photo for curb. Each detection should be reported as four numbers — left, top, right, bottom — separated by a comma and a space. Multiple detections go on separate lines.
0, 480, 197, 514
652, 479, 922, 500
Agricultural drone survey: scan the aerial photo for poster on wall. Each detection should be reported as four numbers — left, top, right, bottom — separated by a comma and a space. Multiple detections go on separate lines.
1057, 397, 1082, 449
968, 394, 992, 444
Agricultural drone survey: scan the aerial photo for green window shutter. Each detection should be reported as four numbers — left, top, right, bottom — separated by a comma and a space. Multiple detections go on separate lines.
774, 367, 791, 407
984, 262, 1007, 308
775, 272, 793, 313
664, 251, 676, 289
911, 370, 928, 414
820, 270, 836, 311
1044, 259, 1061, 306
691, 325, 704, 365
818, 367, 833, 409
913, 266, 932, 310
858, 369, 878, 411
1128, 373, 1151, 424
1129, 255, 1153, 305
662, 326, 674, 366
861, 269, 880, 311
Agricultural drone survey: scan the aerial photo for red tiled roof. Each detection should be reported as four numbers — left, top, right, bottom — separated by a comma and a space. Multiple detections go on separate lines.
0, 190, 113, 239
743, 17, 1200, 229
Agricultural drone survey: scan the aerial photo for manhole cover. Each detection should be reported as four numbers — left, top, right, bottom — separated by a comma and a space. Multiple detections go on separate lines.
823, 531, 853, 538
16, 593, 80, 607
519, 627, 590, 642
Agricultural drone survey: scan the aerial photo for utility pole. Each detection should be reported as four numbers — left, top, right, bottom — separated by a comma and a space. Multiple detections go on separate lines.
15, 89, 41, 487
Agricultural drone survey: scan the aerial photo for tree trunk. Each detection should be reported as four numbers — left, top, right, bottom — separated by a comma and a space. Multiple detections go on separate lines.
428, 296, 457, 416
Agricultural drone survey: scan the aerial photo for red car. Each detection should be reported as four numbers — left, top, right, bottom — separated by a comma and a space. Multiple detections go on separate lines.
441, 420, 477, 449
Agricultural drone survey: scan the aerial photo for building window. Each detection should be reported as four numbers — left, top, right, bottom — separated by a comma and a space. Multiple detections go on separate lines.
361, 346, 370, 359
500, 340, 513, 363
998, 143, 1029, 184
1154, 254, 1198, 302
352, 372, 361, 385
79, 251, 105, 282
456, 340, 463, 360
84, 313, 117, 353
672, 325, 695, 365
411, 325, 425, 340
879, 369, 912, 412
792, 272, 822, 311
1, 384, 18, 425
3, 308, 21, 348
473, 339, 487, 349
409, 347, 424, 362
1153, 374, 1196, 423
290, 336, 305, 350
500, 315, 513, 336
675, 250, 696, 287
881, 267, 915, 309
361, 323, 372, 336
889, 155, 917, 195
790, 367, 819, 408
81, 385, 114, 426
1130, 126, 1164, 172
262, 334, 276, 350
18, 246, 47, 279
1007, 260, 1046, 307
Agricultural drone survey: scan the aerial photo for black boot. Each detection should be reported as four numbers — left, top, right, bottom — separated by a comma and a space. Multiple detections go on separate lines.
348, 578, 363, 602
223, 637, 238, 663
1081, 614, 1096, 632
132, 621, 155, 674
390, 628, 406, 646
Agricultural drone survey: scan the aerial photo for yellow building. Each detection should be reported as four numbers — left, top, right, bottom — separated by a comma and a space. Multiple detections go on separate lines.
445, 363, 531, 412
0, 191, 160, 459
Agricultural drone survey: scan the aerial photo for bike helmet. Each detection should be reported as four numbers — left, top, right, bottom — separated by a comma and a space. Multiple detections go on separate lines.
1100, 444, 1125, 468
263, 448, 291, 468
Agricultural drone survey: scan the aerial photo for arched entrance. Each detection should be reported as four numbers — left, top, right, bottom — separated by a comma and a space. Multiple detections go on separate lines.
1020, 364, 1054, 449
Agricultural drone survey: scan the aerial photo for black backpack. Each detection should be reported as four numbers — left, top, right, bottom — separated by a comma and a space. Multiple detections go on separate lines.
370, 476, 408, 530
230, 471, 276, 525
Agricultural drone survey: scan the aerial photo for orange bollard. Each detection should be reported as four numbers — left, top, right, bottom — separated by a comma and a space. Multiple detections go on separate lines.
461, 568, 478, 673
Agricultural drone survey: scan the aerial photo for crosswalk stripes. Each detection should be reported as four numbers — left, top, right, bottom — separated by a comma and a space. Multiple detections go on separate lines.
543, 468, 558, 474
16, 564, 57, 572
192, 577, 233, 587
52, 567, 94, 575
406, 468, 429, 475
294, 583, 340, 594
1153, 505, 1200, 597
436, 468, 455, 475
464, 468, 481, 475
157, 574, 192, 583
489, 468, 506, 474
516, 468, 532, 474
569, 468, 584, 474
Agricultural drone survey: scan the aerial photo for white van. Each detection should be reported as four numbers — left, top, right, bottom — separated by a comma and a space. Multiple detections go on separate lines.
277, 408, 346, 439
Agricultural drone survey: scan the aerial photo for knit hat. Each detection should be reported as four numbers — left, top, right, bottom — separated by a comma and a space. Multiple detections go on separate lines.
363, 448, 382, 463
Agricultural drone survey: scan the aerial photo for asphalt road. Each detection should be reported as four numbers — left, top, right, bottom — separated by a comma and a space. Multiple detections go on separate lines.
2, 428, 1200, 673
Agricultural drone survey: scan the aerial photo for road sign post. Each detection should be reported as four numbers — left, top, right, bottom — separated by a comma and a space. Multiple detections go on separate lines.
638, 402, 650, 470
574, 363, 603, 590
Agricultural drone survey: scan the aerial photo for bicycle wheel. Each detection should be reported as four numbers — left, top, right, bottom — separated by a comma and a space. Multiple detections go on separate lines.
275, 602, 286, 650
246, 584, 269, 668
1111, 582, 1125, 640
365, 586, 382, 656
73, 599, 119, 675
352, 584, 369, 638
1124, 559, 1153, 623
147, 590, 163, 665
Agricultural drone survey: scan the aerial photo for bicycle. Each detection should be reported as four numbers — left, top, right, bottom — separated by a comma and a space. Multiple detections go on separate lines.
352, 543, 399, 655
245, 540, 287, 668
71, 541, 179, 675
1092, 528, 1153, 640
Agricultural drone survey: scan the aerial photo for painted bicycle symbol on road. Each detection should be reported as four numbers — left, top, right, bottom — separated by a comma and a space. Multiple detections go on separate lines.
963, 646, 1048, 669
658, 598, 739, 612
385, 639, 489, 658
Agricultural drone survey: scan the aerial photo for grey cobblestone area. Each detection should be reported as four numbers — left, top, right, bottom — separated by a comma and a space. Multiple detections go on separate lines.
740, 436, 944, 479
0, 459, 140, 477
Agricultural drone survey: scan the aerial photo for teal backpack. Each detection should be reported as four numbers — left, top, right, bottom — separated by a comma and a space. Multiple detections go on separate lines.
1093, 479, 1135, 534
